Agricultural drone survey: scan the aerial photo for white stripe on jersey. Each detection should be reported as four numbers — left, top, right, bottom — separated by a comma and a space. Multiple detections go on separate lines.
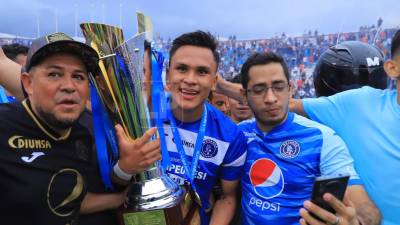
223, 152, 247, 167
164, 124, 230, 166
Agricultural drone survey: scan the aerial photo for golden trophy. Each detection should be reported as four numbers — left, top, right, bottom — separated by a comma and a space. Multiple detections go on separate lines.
80, 23, 187, 225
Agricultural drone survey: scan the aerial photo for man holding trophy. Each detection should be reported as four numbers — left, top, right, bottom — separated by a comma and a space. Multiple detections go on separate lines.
78, 20, 247, 224
0, 32, 161, 225
161, 31, 247, 225
0, 25, 246, 224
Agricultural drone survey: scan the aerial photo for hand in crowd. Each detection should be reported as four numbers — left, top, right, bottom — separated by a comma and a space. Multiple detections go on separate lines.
299, 193, 359, 225
115, 124, 161, 174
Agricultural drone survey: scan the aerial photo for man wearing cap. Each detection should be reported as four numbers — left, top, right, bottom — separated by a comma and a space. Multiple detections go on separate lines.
0, 32, 161, 225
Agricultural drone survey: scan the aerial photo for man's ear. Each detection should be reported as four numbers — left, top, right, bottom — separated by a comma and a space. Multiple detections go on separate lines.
20, 72, 33, 97
384, 59, 400, 79
288, 81, 294, 99
211, 74, 218, 92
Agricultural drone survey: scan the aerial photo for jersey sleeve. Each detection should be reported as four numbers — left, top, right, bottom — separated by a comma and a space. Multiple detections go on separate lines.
220, 130, 247, 181
319, 126, 362, 186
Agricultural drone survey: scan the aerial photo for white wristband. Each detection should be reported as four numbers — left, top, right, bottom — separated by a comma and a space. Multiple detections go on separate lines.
113, 162, 133, 181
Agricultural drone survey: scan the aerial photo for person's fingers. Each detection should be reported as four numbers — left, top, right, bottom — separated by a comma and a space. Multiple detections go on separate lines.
145, 150, 162, 163
140, 138, 160, 153
115, 124, 128, 145
135, 154, 161, 172
144, 144, 161, 156
299, 207, 323, 225
302, 200, 337, 224
323, 193, 347, 215
135, 127, 157, 146
299, 218, 307, 225
342, 194, 355, 208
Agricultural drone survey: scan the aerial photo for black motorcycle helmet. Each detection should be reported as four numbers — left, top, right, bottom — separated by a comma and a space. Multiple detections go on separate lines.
313, 41, 387, 97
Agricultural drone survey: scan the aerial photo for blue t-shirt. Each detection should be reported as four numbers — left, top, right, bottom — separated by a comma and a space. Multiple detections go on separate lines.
239, 112, 360, 225
303, 86, 400, 225
0, 86, 9, 103
0, 86, 16, 103
164, 102, 247, 225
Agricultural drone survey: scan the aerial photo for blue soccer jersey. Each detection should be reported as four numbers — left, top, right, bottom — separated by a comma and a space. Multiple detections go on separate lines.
303, 86, 400, 225
164, 102, 247, 225
239, 112, 360, 225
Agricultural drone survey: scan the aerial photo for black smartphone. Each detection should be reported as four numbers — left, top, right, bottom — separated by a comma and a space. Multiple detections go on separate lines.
310, 175, 350, 220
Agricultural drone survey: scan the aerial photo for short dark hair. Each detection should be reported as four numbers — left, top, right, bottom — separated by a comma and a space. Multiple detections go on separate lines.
391, 29, 400, 58
240, 52, 290, 89
2, 43, 29, 61
169, 31, 220, 67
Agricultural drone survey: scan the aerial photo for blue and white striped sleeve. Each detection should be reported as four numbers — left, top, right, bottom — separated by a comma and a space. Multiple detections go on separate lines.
319, 125, 362, 186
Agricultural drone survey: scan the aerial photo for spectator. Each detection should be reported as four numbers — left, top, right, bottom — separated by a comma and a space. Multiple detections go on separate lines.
290, 29, 400, 225
2, 43, 29, 66
208, 91, 231, 116
238, 52, 379, 225
227, 75, 253, 123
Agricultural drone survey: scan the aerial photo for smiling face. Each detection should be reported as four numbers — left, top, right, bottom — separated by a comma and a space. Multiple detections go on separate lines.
166, 45, 217, 122
21, 53, 89, 130
246, 63, 292, 132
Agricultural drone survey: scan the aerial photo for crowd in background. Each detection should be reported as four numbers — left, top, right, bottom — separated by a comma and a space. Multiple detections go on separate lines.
2, 21, 398, 99
154, 23, 398, 98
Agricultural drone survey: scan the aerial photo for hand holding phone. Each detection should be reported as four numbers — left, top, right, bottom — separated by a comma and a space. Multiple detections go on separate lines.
310, 175, 350, 220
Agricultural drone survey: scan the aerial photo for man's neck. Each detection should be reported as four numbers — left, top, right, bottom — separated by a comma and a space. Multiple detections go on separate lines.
231, 115, 240, 124
170, 101, 205, 123
23, 99, 72, 140
256, 113, 288, 134
45, 122, 71, 137
256, 121, 275, 133
30, 103, 71, 137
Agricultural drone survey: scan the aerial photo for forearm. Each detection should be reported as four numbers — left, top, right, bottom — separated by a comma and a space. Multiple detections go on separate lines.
355, 201, 381, 225
289, 98, 308, 117
216, 76, 243, 102
209, 195, 236, 225
0, 49, 24, 100
347, 186, 381, 225
80, 191, 126, 214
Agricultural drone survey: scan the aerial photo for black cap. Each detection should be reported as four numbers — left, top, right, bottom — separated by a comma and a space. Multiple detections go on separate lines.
22, 32, 99, 74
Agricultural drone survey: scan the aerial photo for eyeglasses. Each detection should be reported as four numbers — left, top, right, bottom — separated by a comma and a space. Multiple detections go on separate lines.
246, 82, 289, 97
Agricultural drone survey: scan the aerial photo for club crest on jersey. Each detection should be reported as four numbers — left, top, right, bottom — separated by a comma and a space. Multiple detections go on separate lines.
279, 140, 300, 159
201, 139, 218, 158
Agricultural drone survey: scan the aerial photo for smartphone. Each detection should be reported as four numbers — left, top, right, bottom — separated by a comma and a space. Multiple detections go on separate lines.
310, 175, 350, 220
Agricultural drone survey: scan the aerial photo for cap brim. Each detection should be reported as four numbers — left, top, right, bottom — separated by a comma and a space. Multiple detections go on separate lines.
26, 40, 99, 74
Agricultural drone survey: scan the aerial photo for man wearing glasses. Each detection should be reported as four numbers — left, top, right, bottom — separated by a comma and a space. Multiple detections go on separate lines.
236, 52, 379, 225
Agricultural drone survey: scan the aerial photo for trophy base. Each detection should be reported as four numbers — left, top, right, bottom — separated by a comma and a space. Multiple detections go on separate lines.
116, 206, 178, 225
117, 188, 200, 225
